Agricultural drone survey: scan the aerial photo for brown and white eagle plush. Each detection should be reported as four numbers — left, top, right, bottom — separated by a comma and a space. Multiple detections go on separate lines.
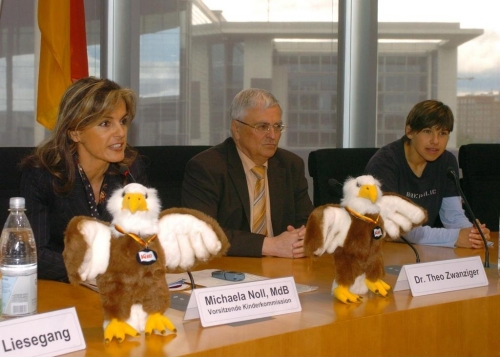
63, 183, 229, 342
304, 175, 426, 304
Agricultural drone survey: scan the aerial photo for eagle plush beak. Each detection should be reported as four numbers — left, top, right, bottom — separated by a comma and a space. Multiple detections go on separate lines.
122, 193, 148, 213
357, 184, 378, 203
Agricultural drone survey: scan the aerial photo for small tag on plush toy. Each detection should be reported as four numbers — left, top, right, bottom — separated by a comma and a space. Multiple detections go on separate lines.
372, 226, 383, 240
137, 248, 158, 265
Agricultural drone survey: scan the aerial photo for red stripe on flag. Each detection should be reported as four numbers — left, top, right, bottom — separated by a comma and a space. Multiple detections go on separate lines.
70, 0, 88, 81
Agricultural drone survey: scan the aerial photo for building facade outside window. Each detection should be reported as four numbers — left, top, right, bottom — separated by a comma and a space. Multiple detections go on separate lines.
0, 0, 498, 150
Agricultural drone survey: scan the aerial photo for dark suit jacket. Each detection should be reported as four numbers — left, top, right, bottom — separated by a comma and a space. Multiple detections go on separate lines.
182, 137, 314, 257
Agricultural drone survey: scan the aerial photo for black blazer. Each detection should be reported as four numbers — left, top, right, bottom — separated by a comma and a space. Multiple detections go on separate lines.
182, 137, 314, 257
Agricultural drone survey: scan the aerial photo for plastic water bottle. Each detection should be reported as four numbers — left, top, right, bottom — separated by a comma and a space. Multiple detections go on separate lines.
0, 197, 37, 317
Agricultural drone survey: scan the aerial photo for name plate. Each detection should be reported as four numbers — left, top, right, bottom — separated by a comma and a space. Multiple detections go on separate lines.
184, 276, 301, 327
0, 307, 86, 357
394, 256, 488, 296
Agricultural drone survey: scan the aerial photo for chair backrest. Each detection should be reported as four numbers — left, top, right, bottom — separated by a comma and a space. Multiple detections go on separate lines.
0, 147, 35, 225
136, 145, 211, 209
458, 143, 500, 231
308, 147, 379, 206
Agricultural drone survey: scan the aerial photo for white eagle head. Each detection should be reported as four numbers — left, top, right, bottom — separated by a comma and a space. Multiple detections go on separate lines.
107, 183, 161, 235
340, 175, 383, 215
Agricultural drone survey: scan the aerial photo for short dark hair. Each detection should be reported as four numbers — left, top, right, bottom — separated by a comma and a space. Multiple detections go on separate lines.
405, 99, 454, 135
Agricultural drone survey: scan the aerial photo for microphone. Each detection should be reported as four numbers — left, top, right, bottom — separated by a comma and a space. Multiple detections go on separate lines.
328, 178, 343, 200
328, 178, 342, 188
447, 167, 490, 268
119, 164, 137, 183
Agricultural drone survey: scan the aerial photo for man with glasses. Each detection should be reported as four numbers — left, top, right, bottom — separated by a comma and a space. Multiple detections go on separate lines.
182, 88, 314, 258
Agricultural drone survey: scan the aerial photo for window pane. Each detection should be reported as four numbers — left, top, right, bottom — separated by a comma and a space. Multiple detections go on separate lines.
378, 0, 500, 147
0, 0, 102, 146
2, 0, 497, 152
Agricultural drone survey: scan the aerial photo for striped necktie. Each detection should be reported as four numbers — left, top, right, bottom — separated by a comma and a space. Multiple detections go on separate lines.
251, 165, 267, 235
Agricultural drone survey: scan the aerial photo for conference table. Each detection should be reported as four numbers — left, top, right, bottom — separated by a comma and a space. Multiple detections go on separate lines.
37, 234, 500, 357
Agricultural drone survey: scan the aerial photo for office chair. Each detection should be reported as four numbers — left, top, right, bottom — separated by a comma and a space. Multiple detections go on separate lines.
308, 148, 379, 206
0, 147, 35, 225
458, 143, 500, 231
136, 146, 211, 209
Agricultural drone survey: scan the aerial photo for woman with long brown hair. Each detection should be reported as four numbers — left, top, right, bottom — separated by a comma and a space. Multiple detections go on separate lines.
21, 77, 147, 282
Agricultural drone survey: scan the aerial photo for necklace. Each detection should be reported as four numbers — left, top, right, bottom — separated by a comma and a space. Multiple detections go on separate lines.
344, 207, 384, 240
344, 207, 380, 225
115, 225, 157, 247
115, 225, 158, 265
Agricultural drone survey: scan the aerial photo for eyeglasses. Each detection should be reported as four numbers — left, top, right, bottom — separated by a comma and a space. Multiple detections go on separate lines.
234, 119, 286, 133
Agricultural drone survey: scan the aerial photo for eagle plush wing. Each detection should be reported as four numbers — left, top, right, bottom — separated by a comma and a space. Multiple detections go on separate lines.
304, 205, 352, 257
158, 207, 229, 271
63, 216, 112, 284
378, 193, 427, 238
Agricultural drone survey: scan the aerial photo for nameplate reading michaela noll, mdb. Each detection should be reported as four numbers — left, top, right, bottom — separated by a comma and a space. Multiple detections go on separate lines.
184, 276, 301, 327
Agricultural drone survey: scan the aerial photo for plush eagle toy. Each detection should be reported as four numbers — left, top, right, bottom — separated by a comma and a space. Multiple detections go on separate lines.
304, 175, 426, 304
63, 183, 229, 342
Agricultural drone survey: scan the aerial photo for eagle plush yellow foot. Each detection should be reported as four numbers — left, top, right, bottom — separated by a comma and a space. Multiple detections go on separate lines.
333, 285, 362, 304
365, 279, 391, 297
104, 318, 140, 343
145, 312, 177, 336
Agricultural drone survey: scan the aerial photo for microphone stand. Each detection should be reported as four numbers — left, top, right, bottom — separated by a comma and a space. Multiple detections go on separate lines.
187, 271, 196, 290
400, 235, 420, 263
448, 169, 490, 268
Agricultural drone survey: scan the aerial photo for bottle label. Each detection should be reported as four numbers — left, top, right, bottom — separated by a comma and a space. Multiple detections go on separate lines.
2, 272, 37, 316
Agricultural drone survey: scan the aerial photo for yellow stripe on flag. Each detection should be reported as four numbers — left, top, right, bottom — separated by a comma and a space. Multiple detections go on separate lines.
37, 1, 70, 130
37, 0, 88, 130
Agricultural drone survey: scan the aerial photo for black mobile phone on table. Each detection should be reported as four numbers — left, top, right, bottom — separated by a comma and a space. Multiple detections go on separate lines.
211, 270, 245, 281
